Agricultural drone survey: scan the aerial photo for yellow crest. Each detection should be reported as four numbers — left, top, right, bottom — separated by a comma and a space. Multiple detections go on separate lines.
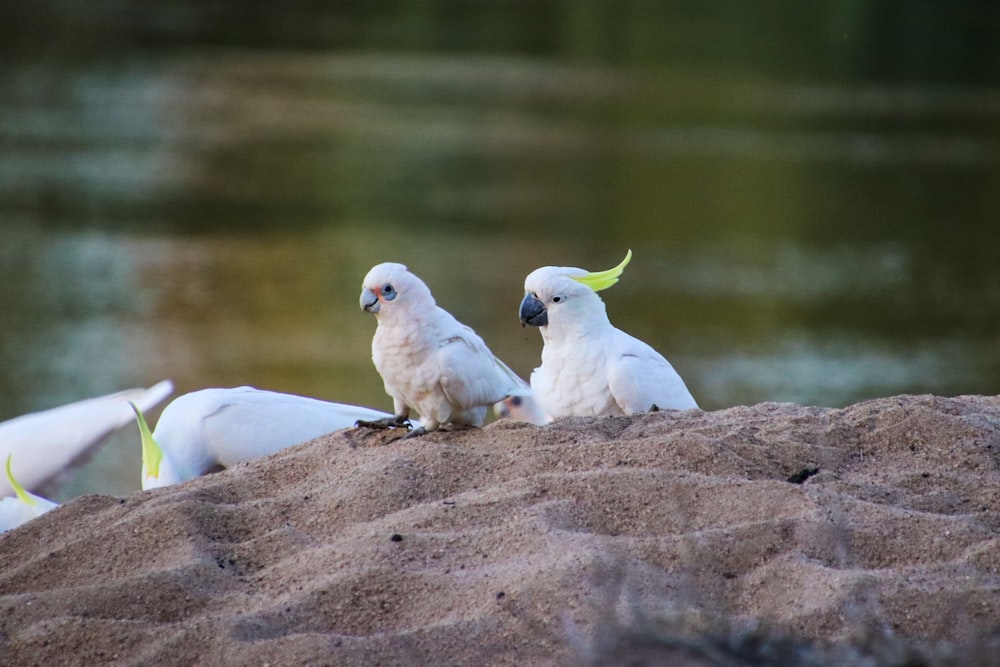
131, 402, 163, 479
5, 454, 36, 506
570, 249, 633, 292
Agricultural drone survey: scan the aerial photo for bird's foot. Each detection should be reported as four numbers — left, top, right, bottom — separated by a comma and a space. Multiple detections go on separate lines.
355, 415, 411, 430
399, 425, 428, 440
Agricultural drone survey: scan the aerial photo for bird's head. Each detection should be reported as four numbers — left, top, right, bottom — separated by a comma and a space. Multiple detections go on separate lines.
520, 250, 632, 329
493, 389, 550, 425
2, 454, 58, 530
360, 262, 434, 318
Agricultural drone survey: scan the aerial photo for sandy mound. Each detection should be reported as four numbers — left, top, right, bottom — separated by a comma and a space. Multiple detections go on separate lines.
1, 395, 999, 665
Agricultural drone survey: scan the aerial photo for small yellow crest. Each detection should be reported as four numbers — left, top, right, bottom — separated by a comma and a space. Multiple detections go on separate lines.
5, 454, 36, 506
571, 249, 633, 292
131, 402, 163, 479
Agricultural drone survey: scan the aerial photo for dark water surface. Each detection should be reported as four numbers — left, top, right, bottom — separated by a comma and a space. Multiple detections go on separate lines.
2, 2, 999, 499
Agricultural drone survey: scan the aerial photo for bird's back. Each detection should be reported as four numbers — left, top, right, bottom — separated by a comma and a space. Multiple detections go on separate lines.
156, 387, 393, 477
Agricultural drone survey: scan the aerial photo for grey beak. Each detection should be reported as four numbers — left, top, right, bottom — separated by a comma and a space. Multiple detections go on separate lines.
519, 293, 548, 327
361, 288, 380, 313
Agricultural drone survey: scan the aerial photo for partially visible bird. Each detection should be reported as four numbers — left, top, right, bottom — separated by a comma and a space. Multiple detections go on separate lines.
0, 454, 59, 533
494, 389, 551, 425
519, 250, 698, 418
0, 380, 174, 496
360, 262, 531, 437
134, 386, 397, 490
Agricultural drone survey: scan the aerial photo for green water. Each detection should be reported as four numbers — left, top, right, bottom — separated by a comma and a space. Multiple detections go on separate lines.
2, 2, 999, 500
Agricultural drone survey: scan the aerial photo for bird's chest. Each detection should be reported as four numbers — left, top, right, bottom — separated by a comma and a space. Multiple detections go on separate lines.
537, 342, 620, 417
372, 326, 439, 395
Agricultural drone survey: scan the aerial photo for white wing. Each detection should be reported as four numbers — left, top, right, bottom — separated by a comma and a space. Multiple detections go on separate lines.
436, 325, 525, 410
607, 331, 698, 413
203, 391, 393, 466
0, 380, 174, 495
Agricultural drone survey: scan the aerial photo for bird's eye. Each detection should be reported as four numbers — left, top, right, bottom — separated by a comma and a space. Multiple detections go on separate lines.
510, 396, 523, 407
552, 295, 563, 304
382, 284, 396, 300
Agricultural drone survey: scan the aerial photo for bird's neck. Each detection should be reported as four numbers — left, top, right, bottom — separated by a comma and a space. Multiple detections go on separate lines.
540, 311, 612, 345
142, 454, 184, 490
375, 305, 445, 349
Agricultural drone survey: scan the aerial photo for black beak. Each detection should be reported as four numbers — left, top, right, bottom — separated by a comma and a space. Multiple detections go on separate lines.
519, 293, 548, 327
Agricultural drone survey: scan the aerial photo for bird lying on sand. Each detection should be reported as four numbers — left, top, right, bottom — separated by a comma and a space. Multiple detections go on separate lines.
133, 386, 397, 489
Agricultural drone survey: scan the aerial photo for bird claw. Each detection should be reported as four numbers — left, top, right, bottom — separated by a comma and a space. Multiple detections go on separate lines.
399, 426, 428, 440
355, 416, 412, 430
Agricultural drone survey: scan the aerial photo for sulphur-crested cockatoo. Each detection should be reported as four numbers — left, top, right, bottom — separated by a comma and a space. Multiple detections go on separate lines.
1, 455, 59, 533
360, 262, 531, 437
519, 250, 698, 418
0, 380, 174, 496
133, 386, 398, 490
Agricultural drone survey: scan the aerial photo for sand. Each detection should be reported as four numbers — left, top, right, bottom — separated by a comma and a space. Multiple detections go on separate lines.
1, 394, 999, 665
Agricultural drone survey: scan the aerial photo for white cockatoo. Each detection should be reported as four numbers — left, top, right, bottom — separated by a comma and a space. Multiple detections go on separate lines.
133, 386, 398, 490
494, 390, 551, 425
0, 380, 174, 496
1, 455, 59, 533
519, 250, 698, 418
360, 262, 532, 437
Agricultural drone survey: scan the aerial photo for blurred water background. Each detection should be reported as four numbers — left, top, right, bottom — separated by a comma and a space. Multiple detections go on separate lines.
2, 2, 999, 500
